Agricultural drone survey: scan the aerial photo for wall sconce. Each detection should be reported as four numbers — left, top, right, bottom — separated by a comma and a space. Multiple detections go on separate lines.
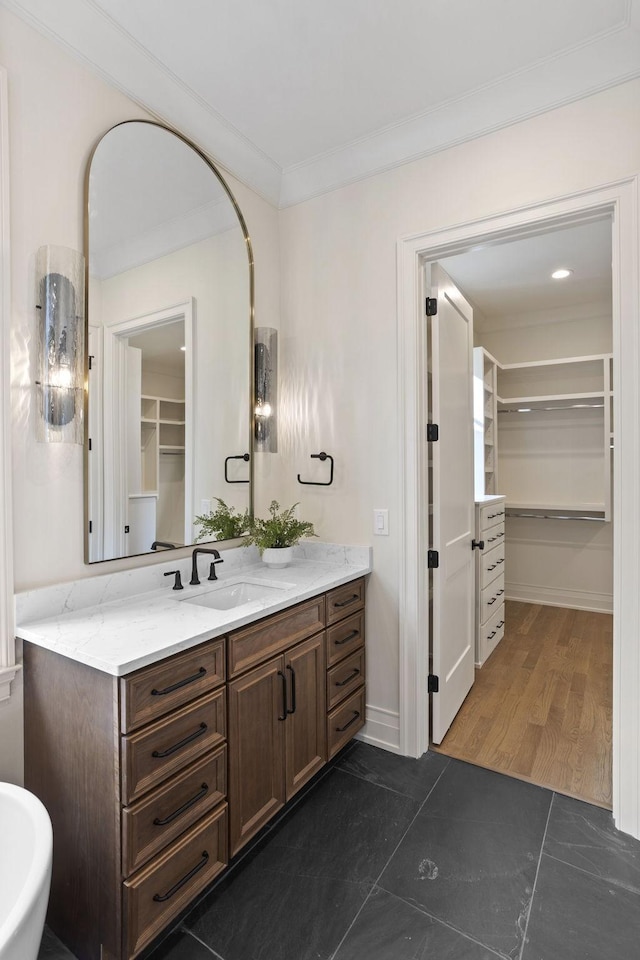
254, 326, 277, 453
35, 245, 85, 443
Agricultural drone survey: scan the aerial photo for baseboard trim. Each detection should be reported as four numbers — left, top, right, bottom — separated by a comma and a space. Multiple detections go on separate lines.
506, 580, 613, 614
358, 704, 401, 753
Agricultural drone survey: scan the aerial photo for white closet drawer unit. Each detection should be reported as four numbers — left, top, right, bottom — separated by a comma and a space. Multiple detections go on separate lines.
480, 574, 505, 620
478, 604, 506, 666
475, 496, 507, 667
481, 544, 505, 589
484, 524, 505, 550
479, 502, 506, 532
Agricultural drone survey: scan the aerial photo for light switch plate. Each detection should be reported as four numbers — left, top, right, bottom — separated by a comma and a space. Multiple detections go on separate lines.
373, 508, 389, 536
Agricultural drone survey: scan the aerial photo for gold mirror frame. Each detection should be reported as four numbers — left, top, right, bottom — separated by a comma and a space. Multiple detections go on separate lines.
83, 119, 255, 563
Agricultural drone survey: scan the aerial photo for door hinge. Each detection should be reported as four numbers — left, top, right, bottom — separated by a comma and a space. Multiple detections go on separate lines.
124, 525, 130, 534
428, 550, 439, 568
428, 674, 439, 693
88, 520, 92, 534
88, 355, 94, 370
88, 438, 92, 451
426, 297, 438, 316
427, 423, 439, 442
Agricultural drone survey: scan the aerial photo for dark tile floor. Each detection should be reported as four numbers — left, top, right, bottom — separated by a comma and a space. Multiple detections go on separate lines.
39, 742, 640, 960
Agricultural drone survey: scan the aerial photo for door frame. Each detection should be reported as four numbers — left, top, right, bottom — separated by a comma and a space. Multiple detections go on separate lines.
397, 176, 640, 838
101, 299, 195, 559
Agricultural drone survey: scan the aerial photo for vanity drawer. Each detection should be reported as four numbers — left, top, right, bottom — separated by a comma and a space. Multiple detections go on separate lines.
481, 544, 505, 589
123, 803, 228, 959
479, 502, 506, 533
228, 595, 325, 678
327, 686, 365, 759
326, 610, 365, 667
326, 579, 365, 625
480, 574, 505, 624
326, 649, 365, 712
122, 689, 226, 804
122, 745, 227, 877
121, 639, 226, 734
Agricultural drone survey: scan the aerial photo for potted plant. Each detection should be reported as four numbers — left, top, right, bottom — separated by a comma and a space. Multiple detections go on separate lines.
245, 500, 316, 568
194, 498, 250, 542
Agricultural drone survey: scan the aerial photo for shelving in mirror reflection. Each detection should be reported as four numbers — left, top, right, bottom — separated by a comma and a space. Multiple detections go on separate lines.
85, 121, 253, 562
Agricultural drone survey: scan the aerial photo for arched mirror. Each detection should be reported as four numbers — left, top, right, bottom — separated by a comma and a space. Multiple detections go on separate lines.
84, 120, 253, 562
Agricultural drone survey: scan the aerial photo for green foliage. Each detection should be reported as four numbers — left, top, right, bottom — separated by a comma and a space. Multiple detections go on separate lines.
194, 498, 250, 542
245, 500, 316, 551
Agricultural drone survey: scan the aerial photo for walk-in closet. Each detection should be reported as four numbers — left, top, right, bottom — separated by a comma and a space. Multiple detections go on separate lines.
432, 218, 613, 808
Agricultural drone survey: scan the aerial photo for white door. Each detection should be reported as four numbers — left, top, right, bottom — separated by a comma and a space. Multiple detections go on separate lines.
429, 263, 476, 743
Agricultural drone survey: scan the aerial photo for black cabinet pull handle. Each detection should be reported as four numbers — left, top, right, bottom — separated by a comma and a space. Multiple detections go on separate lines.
153, 783, 209, 826
151, 667, 206, 696
488, 597, 497, 605
152, 723, 207, 758
336, 668, 360, 687
487, 563, 496, 572
336, 710, 361, 733
497, 621, 505, 628
497, 558, 504, 564
277, 670, 287, 721
487, 631, 496, 639
153, 851, 209, 902
286, 664, 296, 715
334, 594, 359, 609
335, 629, 359, 646
497, 589, 504, 596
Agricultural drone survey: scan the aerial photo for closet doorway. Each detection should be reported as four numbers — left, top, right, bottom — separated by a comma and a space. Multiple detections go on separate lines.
397, 177, 640, 836
429, 218, 613, 808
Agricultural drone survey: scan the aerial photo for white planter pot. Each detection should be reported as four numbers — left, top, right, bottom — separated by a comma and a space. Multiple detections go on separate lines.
262, 546, 294, 569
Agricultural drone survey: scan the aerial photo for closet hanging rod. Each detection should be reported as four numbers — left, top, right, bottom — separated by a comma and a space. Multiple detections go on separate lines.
498, 402, 604, 413
505, 511, 605, 522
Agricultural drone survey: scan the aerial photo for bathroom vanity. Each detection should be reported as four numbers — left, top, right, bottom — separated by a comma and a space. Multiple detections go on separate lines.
18, 545, 370, 960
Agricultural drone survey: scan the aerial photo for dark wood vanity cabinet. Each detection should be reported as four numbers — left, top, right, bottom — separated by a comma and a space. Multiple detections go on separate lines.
24, 637, 228, 960
228, 626, 326, 855
23, 576, 366, 960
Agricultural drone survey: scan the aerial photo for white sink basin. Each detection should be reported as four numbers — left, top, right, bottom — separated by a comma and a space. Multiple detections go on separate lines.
179, 578, 294, 611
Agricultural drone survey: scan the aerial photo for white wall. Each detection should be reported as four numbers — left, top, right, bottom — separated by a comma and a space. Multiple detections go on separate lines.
278, 79, 640, 739
0, 7, 281, 781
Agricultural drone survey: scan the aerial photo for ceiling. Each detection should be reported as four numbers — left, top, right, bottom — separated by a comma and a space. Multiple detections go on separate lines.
440, 217, 612, 330
4, 0, 640, 206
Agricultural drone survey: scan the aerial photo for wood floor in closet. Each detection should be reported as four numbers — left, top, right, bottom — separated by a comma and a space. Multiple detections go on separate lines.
432, 601, 613, 809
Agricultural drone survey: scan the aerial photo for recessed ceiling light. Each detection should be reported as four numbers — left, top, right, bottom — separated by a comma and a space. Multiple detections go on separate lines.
551, 268, 573, 280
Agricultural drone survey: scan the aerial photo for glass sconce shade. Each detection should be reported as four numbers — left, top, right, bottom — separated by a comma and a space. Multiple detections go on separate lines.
36, 245, 85, 443
254, 326, 277, 453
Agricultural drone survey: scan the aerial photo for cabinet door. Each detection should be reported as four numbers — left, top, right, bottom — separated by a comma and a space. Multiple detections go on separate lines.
228, 658, 287, 855
284, 634, 326, 799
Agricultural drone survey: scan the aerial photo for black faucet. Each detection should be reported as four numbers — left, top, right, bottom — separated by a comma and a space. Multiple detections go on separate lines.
190, 548, 223, 585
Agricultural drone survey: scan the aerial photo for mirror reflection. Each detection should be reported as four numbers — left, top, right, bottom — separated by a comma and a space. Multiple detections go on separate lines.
85, 121, 252, 562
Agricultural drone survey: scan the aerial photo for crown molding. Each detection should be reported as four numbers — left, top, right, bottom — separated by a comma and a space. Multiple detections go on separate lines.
91, 196, 238, 280
0, 0, 283, 206
279, 14, 640, 206
3, 0, 640, 209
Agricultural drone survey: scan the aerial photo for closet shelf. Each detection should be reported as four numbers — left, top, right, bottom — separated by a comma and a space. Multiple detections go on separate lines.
506, 500, 605, 513
499, 353, 612, 370
497, 391, 605, 408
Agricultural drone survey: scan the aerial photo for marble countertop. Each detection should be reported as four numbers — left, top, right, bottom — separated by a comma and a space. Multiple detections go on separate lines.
15, 542, 372, 677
